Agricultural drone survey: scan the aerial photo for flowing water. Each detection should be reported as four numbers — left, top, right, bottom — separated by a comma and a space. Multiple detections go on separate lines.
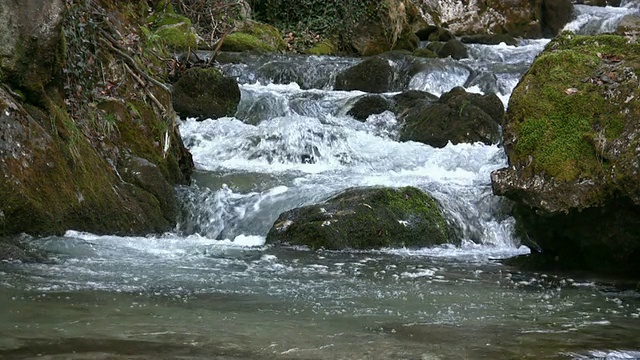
2, 5, 640, 360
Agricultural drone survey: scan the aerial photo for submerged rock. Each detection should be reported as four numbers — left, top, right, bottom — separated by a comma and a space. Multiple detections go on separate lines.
399, 87, 503, 147
266, 187, 458, 250
334, 57, 395, 93
491, 32, 640, 276
438, 39, 468, 60
0, 236, 46, 263
172, 67, 241, 120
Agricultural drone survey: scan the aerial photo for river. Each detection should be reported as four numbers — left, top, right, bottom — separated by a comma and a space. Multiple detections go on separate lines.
1, 4, 640, 360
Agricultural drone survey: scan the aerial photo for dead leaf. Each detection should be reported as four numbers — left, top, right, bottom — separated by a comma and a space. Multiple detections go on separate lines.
564, 87, 579, 95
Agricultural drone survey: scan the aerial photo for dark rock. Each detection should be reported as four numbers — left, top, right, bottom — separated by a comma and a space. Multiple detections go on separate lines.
172, 67, 241, 120
399, 87, 503, 147
428, 28, 455, 42
426, 42, 444, 54
438, 39, 468, 60
392, 90, 439, 114
393, 32, 421, 52
119, 156, 177, 226
334, 57, 395, 93
412, 48, 438, 58
415, 26, 440, 41
460, 34, 518, 46
266, 187, 458, 250
0, 236, 46, 263
491, 33, 640, 276
540, 0, 574, 37
348, 95, 393, 121
616, 14, 640, 35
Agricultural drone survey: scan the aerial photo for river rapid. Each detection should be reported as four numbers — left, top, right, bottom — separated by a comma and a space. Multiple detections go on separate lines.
2, 4, 640, 360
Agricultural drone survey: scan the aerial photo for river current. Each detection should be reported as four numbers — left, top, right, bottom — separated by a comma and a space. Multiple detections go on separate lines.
2, 4, 640, 360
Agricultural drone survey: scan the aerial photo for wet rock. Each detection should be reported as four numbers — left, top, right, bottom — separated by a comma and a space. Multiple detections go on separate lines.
399, 87, 503, 147
347, 95, 393, 121
438, 39, 468, 60
393, 32, 421, 52
412, 48, 438, 58
334, 57, 395, 93
491, 32, 640, 276
172, 67, 241, 120
266, 187, 458, 250
0, 236, 46, 263
119, 156, 177, 226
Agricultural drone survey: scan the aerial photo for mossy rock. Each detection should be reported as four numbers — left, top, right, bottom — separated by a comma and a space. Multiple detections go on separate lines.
219, 20, 286, 53
154, 22, 198, 50
492, 32, 640, 276
334, 57, 395, 93
412, 48, 437, 58
393, 32, 420, 52
400, 87, 503, 147
347, 95, 393, 121
172, 67, 241, 120
266, 186, 458, 250
305, 40, 337, 56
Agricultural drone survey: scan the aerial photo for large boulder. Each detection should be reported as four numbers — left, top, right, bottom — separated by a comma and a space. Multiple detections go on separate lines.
266, 187, 458, 250
172, 67, 241, 120
399, 87, 503, 147
0, 0, 65, 96
334, 57, 395, 93
417, 0, 573, 38
347, 95, 394, 121
491, 33, 640, 276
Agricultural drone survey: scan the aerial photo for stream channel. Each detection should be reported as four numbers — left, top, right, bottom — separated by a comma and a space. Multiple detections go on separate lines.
2, 4, 640, 360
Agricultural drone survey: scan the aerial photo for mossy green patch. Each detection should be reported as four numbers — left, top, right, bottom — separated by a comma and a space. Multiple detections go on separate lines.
153, 22, 198, 50
305, 41, 337, 55
219, 33, 276, 53
507, 33, 636, 182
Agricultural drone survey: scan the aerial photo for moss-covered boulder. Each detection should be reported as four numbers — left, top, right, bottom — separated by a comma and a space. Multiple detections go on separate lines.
218, 20, 286, 53
172, 67, 241, 120
491, 32, 640, 276
399, 87, 503, 147
412, 48, 438, 58
266, 187, 458, 250
347, 95, 393, 121
334, 57, 395, 93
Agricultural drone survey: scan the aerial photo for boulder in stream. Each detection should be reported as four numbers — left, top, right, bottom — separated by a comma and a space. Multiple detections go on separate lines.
491, 32, 640, 276
334, 57, 395, 93
266, 187, 459, 250
172, 67, 241, 120
399, 87, 503, 148
218, 20, 287, 53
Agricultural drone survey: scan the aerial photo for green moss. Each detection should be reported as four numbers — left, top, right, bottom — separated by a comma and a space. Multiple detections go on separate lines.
508, 33, 635, 181
412, 48, 437, 58
305, 41, 337, 55
220, 33, 276, 53
153, 22, 197, 50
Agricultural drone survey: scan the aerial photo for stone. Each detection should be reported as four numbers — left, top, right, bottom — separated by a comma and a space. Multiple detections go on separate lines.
172, 67, 241, 120
347, 95, 393, 121
399, 87, 503, 147
491, 32, 640, 276
334, 57, 395, 93
266, 187, 458, 250
218, 20, 286, 53
438, 39, 468, 59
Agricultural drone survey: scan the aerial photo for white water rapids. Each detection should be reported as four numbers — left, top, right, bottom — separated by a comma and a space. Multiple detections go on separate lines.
1, 4, 640, 360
